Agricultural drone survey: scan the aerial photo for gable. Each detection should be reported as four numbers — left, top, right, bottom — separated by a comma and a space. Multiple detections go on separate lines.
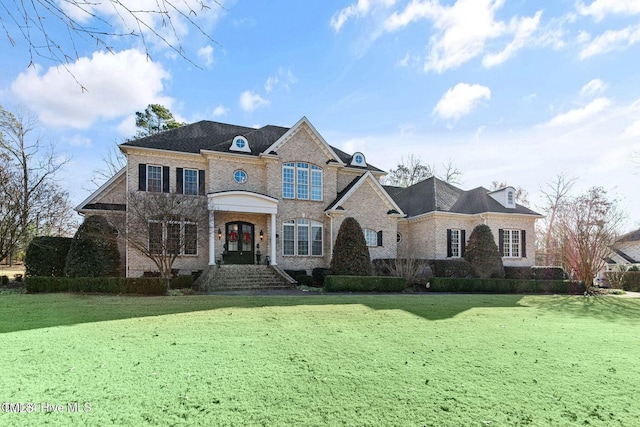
327, 171, 404, 216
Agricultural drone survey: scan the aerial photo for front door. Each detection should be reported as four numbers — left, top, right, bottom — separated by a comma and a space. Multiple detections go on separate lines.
224, 222, 255, 264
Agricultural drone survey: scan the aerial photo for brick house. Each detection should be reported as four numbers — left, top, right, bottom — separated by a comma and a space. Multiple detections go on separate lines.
76, 116, 542, 278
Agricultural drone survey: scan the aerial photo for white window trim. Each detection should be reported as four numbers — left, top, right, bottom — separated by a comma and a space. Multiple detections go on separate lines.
450, 229, 461, 258
148, 219, 198, 256
282, 162, 323, 201
282, 219, 323, 257
147, 164, 163, 193
503, 229, 521, 258
183, 168, 199, 195
363, 229, 378, 247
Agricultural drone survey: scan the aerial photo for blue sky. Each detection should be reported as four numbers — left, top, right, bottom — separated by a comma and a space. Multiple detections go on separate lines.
1, 0, 639, 231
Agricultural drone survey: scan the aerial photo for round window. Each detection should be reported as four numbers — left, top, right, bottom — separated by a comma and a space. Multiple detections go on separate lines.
396, 232, 402, 243
234, 170, 247, 183
236, 138, 246, 148
355, 154, 363, 164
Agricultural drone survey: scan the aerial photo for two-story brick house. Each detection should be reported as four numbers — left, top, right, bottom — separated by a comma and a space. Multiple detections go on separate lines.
76, 116, 542, 278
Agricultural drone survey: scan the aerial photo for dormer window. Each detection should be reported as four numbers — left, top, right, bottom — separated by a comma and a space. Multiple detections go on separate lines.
507, 190, 514, 206
230, 136, 250, 152
350, 152, 366, 167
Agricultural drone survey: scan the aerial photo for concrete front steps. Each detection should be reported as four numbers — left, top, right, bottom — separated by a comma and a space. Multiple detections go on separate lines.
198, 264, 296, 292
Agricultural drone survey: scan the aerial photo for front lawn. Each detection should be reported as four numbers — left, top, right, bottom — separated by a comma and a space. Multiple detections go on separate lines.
1, 294, 639, 426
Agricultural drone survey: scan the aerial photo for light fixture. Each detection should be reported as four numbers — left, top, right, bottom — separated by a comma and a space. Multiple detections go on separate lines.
259, 230, 264, 241
218, 228, 222, 240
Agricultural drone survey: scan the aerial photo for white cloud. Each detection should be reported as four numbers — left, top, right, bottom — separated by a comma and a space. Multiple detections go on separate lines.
239, 91, 270, 112
625, 120, 640, 137
580, 79, 607, 97
64, 134, 92, 148
10, 49, 173, 129
579, 23, 640, 59
577, 0, 640, 21
212, 105, 230, 117
545, 97, 612, 127
264, 68, 297, 92
482, 11, 542, 67
198, 45, 215, 67
330, 0, 396, 32
433, 83, 491, 121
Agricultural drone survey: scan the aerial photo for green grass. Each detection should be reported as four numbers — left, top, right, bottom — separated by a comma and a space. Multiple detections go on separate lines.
1, 294, 639, 426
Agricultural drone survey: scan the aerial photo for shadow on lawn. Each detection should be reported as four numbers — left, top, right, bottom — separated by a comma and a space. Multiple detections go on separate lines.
0, 293, 532, 334
528, 295, 640, 324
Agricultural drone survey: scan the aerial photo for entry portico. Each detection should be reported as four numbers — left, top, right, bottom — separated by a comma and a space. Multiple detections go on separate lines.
208, 191, 278, 266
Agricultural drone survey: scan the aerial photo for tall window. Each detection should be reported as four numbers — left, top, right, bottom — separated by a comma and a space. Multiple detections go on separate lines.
282, 219, 323, 256
183, 169, 198, 195
148, 220, 198, 256
363, 229, 378, 247
451, 229, 461, 257
502, 229, 521, 258
147, 165, 162, 193
447, 229, 465, 258
282, 162, 322, 201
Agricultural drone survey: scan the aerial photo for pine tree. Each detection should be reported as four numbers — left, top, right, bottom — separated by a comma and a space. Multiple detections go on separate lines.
464, 224, 504, 278
330, 217, 371, 276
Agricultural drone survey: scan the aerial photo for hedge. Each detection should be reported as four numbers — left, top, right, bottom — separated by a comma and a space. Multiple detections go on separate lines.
312, 268, 332, 287
324, 275, 406, 292
623, 272, 640, 292
25, 277, 168, 295
428, 277, 584, 294
429, 259, 473, 278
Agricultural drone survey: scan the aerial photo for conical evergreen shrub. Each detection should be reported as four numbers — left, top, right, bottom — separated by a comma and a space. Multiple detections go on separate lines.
64, 215, 120, 277
330, 217, 371, 276
464, 224, 504, 278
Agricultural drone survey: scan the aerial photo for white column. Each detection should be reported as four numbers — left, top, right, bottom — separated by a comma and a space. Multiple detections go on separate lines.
208, 210, 216, 265
270, 213, 277, 265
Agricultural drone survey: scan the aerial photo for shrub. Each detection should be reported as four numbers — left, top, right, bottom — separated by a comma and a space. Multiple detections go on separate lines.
330, 217, 371, 276
64, 215, 120, 277
0, 275, 8, 285
170, 275, 195, 289
531, 266, 566, 280
504, 267, 532, 280
372, 258, 431, 284
312, 268, 332, 287
623, 272, 640, 292
325, 275, 406, 292
25, 236, 73, 277
429, 259, 473, 278
464, 225, 504, 278
25, 277, 167, 295
428, 278, 584, 294
296, 275, 314, 287
284, 269, 306, 280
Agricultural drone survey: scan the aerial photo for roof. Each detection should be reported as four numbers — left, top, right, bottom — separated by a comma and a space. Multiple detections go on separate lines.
325, 171, 404, 215
617, 228, 640, 243
120, 119, 384, 172
384, 176, 542, 218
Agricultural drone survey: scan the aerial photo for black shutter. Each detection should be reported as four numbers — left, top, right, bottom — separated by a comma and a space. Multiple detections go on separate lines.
162, 166, 170, 193
521, 230, 527, 258
446, 229, 452, 257
498, 229, 505, 257
198, 170, 206, 196
377, 230, 383, 247
461, 230, 466, 257
176, 168, 184, 194
138, 164, 147, 191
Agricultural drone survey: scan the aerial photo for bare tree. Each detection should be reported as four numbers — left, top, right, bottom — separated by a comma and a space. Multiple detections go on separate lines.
383, 154, 463, 187
1, 0, 222, 80
557, 187, 624, 288
0, 105, 73, 263
536, 174, 577, 266
121, 191, 207, 282
490, 181, 530, 206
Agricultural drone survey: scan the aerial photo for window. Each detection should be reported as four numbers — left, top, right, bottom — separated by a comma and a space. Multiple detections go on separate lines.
282, 219, 323, 256
234, 170, 247, 184
183, 169, 198, 195
501, 229, 522, 258
147, 165, 162, 193
364, 229, 378, 247
447, 229, 466, 258
147, 220, 198, 256
507, 191, 514, 206
282, 162, 322, 201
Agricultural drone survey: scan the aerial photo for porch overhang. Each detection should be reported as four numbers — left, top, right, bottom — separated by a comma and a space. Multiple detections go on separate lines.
208, 191, 278, 214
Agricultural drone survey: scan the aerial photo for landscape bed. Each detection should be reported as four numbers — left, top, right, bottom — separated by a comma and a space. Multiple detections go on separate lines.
1, 293, 639, 426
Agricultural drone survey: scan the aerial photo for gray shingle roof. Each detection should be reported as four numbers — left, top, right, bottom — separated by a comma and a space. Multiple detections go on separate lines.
384, 176, 541, 217
120, 120, 384, 172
